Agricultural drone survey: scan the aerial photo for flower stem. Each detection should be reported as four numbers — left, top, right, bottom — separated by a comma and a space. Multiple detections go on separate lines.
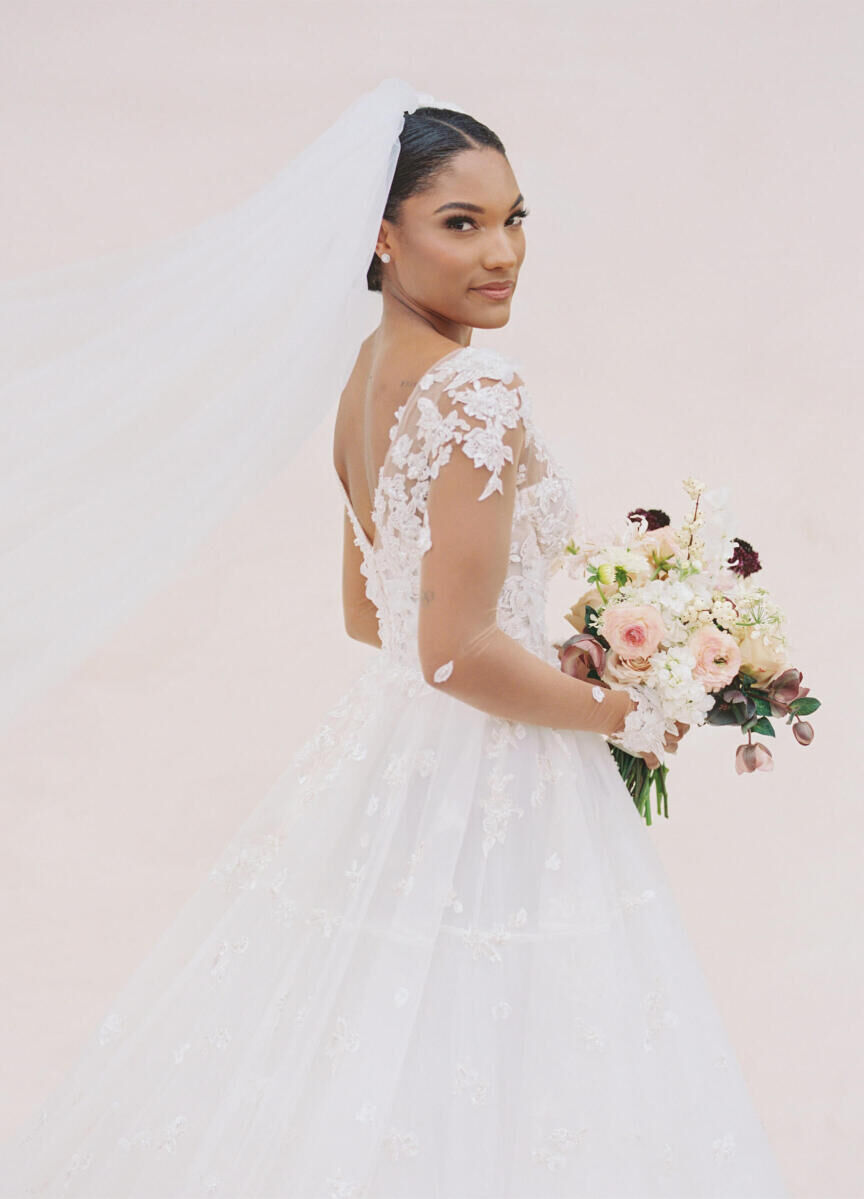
608, 745, 672, 825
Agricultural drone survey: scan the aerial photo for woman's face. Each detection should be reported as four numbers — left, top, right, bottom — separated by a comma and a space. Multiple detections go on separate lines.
377, 147, 527, 331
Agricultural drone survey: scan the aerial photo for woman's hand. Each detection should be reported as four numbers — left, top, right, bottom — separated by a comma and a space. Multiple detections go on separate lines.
585, 669, 690, 771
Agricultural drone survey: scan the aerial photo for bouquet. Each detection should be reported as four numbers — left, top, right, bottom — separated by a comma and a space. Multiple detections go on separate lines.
555, 477, 820, 824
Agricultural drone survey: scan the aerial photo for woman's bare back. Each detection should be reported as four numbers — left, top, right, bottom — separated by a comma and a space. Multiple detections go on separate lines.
332, 331, 466, 545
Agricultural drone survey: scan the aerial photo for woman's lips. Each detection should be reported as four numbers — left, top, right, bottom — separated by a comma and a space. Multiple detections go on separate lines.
472, 282, 514, 300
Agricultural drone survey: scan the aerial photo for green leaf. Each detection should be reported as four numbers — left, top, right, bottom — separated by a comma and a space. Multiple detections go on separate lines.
752, 696, 773, 716
751, 716, 776, 737
788, 696, 821, 715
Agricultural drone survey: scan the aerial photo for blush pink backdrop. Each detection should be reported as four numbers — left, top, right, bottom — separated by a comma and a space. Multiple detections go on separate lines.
1, 4, 861, 1196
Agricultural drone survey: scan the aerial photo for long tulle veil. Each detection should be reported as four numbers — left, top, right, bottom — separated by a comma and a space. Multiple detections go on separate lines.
0, 76, 464, 1186
0, 77, 462, 740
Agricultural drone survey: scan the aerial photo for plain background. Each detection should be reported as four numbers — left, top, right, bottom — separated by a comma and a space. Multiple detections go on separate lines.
1, 3, 861, 1196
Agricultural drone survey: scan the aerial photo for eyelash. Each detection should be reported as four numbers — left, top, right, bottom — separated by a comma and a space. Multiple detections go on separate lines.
444, 207, 530, 231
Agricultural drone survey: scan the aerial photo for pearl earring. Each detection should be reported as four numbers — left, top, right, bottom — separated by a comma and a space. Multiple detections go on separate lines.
380, 252, 391, 263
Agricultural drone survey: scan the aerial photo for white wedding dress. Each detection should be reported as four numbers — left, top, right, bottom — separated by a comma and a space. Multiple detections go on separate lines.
0, 345, 789, 1198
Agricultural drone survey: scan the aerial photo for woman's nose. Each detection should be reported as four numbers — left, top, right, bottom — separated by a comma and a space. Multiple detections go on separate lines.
482, 229, 519, 270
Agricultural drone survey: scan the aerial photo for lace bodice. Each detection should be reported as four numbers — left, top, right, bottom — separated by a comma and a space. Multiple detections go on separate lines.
336, 345, 580, 679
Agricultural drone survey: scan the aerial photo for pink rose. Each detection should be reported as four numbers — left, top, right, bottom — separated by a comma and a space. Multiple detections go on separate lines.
687, 625, 742, 690
600, 603, 667, 659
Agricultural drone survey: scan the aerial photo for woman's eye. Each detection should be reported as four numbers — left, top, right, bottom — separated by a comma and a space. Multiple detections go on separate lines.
444, 208, 530, 232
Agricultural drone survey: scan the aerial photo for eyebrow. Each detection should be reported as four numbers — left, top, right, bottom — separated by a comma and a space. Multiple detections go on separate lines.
433, 193, 524, 214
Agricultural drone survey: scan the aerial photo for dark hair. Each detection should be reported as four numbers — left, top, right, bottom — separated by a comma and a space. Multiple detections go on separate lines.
366, 107, 507, 292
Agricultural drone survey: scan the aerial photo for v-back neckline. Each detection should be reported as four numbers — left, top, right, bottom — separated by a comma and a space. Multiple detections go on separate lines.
335, 344, 471, 551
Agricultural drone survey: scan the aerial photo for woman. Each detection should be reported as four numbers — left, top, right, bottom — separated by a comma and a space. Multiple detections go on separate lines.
1, 84, 788, 1197
334, 110, 664, 751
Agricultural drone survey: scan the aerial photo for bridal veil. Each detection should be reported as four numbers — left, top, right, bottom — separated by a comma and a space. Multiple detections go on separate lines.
0, 77, 461, 739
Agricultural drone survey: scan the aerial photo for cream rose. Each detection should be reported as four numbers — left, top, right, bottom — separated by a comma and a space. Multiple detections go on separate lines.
687, 625, 741, 690
639, 525, 680, 568
603, 650, 653, 686
599, 603, 667, 658
565, 587, 606, 634
737, 628, 788, 686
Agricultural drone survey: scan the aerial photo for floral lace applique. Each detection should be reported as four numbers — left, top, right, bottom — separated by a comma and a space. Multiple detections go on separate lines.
325, 1166, 368, 1199
456, 905, 529, 964
480, 762, 523, 857
619, 887, 658, 912
324, 1014, 361, 1076
381, 1126, 421, 1160
531, 1125, 589, 1171
453, 1061, 490, 1106
643, 975, 682, 1053
392, 839, 426, 896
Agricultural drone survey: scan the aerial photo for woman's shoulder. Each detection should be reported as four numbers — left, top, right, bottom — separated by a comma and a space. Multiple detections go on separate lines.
421, 342, 526, 392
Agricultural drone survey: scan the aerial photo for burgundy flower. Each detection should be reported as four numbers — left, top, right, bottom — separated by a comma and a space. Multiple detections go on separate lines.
766, 667, 805, 705
627, 507, 670, 532
735, 742, 774, 773
761, 668, 810, 717
727, 537, 762, 577
558, 634, 607, 682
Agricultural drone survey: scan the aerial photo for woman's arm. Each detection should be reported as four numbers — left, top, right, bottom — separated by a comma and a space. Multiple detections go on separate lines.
341, 509, 382, 647
416, 369, 633, 737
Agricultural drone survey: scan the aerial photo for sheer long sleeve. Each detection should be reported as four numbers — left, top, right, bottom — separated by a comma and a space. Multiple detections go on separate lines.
415, 366, 634, 738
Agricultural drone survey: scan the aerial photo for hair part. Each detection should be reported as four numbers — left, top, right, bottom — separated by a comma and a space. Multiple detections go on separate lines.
367, 107, 507, 292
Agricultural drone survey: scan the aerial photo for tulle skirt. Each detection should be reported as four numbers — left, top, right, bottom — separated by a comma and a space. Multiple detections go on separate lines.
0, 651, 789, 1198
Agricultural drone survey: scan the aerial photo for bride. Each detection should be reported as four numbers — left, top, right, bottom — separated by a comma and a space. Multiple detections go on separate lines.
0, 80, 789, 1198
